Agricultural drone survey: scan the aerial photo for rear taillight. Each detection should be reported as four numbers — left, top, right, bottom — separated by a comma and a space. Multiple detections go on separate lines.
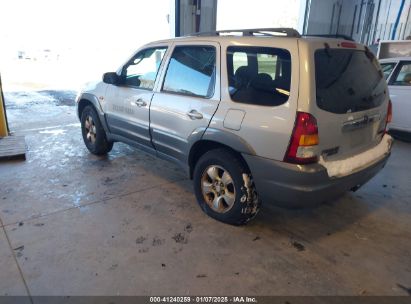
284, 112, 319, 164
384, 100, 392, 132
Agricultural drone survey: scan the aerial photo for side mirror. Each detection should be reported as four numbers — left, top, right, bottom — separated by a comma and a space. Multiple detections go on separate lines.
103, 72, 120, 85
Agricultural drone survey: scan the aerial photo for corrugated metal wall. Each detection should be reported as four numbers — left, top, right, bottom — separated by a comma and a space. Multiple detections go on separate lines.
304, 0, 411, 44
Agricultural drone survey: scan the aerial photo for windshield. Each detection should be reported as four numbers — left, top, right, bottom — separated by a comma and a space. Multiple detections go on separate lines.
315, 49, 387, 114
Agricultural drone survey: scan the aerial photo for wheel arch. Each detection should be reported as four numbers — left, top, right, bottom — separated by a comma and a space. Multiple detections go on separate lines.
77, 93, 109, 133
77, 99, 94, 119
188, 139, 252, 179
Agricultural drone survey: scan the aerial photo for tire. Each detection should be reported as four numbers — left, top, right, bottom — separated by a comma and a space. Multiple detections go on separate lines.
193, 149, 261, 225
80, 106, 113, 155
388, 129, 411, 143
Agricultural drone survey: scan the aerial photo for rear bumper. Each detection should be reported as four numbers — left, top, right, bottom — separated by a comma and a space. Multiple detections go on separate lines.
243, 149, 390, 208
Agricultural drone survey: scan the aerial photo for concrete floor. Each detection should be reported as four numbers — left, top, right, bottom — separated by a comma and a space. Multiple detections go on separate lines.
1, 90, 411, 296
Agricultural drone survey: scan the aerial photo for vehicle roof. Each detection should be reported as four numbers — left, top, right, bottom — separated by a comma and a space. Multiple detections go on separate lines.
146, 35, 361, 46
140, 27, 365, 48
379, 57, 411, 63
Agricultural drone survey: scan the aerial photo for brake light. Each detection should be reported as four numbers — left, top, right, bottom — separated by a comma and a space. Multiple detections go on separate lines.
284, 112, 319, 164
384, 100, 393, 133
340, 42, 357, 49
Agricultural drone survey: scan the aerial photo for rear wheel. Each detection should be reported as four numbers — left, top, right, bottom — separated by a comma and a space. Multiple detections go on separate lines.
193, 149, 261, 225
81, 106, 113, 155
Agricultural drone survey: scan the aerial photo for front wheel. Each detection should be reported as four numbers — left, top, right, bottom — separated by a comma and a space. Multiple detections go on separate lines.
193, 149, 261, 225
80, 106, 113, 155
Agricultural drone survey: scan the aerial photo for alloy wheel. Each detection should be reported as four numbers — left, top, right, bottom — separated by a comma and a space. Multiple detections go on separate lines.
201, 165, 236, 213
84, 115, 97, 144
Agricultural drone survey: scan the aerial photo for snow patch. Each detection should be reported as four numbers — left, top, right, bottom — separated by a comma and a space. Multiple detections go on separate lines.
319, 134, 393, 178
39, 129, 66, 136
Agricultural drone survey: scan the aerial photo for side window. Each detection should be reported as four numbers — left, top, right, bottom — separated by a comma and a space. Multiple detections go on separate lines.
392, 62, 411, 86
233, 52, 248, 73
380, 63, 396, 80
162, 46, 216, 98
227, 46, 291, 106
122, 47, 167, 90
257, 53, 278, 79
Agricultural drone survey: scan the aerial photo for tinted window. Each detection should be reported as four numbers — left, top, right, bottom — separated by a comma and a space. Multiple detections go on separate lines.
315, 49, 386, 114
162, 46, 216, 98
122, 47, 167, 90
233, 52, 248, 73
392, 62, 411, 86
227, 46, 291, 106
380, 62, 396, 80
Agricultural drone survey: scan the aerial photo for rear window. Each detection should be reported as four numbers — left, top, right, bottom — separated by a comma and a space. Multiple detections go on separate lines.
227, 46, 291, 106
315, 49, 387, 114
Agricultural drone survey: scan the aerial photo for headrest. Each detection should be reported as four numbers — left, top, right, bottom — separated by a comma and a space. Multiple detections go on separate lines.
251, 73, 273, 91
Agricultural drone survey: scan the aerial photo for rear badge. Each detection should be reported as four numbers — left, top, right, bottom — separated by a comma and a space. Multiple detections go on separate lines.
342, 114, 380, 132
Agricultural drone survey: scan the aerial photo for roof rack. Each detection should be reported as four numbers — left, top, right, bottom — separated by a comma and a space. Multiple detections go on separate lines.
191, 28, 301, 38
303, 34, 355, 41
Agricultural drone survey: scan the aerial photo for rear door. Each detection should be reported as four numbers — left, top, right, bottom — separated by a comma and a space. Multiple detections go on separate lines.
387, 61, 411, 131
150, 42, 220, 164
311, 43, 389, 160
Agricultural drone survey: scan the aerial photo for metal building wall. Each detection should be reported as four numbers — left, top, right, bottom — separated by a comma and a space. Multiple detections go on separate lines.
303, 0, 411, 44
170, 0, 217, 37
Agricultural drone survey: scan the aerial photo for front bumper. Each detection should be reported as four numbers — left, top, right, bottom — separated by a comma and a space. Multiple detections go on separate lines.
243, 137, 392, 208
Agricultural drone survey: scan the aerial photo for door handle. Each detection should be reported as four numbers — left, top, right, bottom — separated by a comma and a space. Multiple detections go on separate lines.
135, 99, 147, 107
187, 110, 203, 120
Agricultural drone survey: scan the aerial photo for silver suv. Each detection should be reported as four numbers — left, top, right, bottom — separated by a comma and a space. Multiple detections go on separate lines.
76, 28, 393, 225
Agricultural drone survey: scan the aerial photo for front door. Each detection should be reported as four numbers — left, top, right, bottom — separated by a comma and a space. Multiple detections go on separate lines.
105, 46, 168, 147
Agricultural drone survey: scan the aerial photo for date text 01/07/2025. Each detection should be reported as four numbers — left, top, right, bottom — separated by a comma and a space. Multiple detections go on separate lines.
149, 296, 258, 303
